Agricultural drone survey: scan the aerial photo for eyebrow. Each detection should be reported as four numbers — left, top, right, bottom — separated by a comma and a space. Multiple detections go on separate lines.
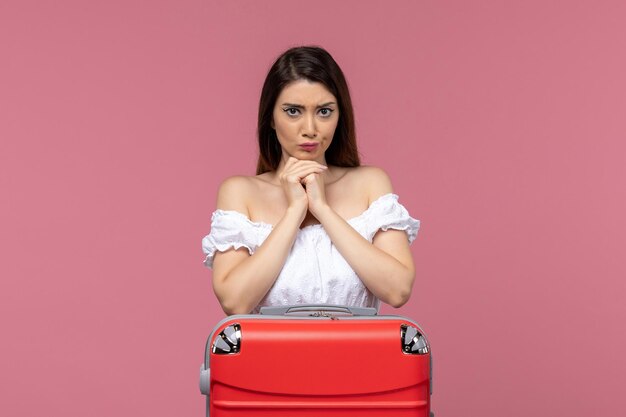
281, 102, 336, 108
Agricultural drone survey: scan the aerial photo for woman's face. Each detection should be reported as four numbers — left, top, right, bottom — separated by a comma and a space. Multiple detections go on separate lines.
271, 79, 339, 165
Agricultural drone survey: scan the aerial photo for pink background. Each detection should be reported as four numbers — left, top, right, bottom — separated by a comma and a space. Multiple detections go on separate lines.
1, 0, 625, 416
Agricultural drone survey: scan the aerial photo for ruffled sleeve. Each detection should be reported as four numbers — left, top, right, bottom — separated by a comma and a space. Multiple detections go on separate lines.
201, 210, 271, 269
359, 194, 420, 244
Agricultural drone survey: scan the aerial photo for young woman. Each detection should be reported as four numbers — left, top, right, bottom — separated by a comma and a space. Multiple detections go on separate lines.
202, 46, 420, 315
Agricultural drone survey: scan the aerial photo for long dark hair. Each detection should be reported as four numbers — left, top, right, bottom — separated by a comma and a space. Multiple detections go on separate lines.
256, 46, 360, 175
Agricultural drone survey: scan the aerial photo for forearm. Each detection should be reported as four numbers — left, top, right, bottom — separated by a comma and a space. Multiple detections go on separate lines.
315, 205, 414, 307
216, 207, 303, 314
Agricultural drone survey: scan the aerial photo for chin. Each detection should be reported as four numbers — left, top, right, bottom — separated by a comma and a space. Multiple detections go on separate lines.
284, 148, 326, 163
288, 150, 315, 158
303, 152, 326, 162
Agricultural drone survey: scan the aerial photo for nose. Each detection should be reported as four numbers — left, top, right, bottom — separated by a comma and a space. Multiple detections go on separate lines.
301, 113, 317, 138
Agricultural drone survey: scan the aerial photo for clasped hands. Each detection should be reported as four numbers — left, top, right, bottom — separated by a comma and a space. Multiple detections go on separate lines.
278, 157, 330, 221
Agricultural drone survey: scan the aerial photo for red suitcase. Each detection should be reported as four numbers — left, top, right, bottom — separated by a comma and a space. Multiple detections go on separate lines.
199, 304, 433, 416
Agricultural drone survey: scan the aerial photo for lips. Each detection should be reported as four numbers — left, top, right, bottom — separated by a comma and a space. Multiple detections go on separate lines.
299, 142, 319, 152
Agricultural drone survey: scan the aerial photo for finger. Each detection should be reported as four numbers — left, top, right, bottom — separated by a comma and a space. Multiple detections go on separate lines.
283, 169, 319, 184
284, 158, 326, 167
284, 162, 327, 177
290, 160, 327, 170
302, 172, 324, 186
301, 173, 312, 184
279, 159, 323, 180
287, 164, 327, 176
283, 161, 325, 174
287, 169, 326, 185
281, 157, 298, 172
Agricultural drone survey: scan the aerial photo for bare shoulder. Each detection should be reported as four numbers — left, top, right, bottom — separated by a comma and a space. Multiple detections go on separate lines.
346, 165, 393, 203
215, 175, 256, 214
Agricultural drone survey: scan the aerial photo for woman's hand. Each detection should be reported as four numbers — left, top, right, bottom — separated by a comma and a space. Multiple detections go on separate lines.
303, 171, 330, 217
278, 157, 327, 220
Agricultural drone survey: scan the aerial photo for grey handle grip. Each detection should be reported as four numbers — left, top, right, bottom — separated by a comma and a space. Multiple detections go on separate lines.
259, 304, 378, 316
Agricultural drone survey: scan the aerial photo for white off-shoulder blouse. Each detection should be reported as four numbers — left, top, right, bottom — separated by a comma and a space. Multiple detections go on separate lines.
201, 193, 420, 313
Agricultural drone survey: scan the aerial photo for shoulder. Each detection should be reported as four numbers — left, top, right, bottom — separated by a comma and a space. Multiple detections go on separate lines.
344, 165, 393, 204
215, 175, 256, 214
216, 173, 278, 214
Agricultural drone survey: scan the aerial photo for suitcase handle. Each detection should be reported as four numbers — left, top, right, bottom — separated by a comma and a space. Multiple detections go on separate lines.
259, 304, 378, 316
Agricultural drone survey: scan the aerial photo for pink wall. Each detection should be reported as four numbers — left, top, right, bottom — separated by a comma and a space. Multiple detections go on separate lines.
1, 0, 624, 415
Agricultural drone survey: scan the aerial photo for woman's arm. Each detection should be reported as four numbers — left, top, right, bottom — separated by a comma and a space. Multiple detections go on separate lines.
211, 177, 302, 315
211, 159, 327, 315
305, 167, 416, 308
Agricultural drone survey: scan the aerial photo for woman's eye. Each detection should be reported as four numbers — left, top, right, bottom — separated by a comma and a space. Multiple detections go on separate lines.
283, 107, 334, 117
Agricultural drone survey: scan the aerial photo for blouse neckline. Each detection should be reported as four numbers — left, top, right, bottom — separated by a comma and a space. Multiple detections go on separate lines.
213, 192, 398, 232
